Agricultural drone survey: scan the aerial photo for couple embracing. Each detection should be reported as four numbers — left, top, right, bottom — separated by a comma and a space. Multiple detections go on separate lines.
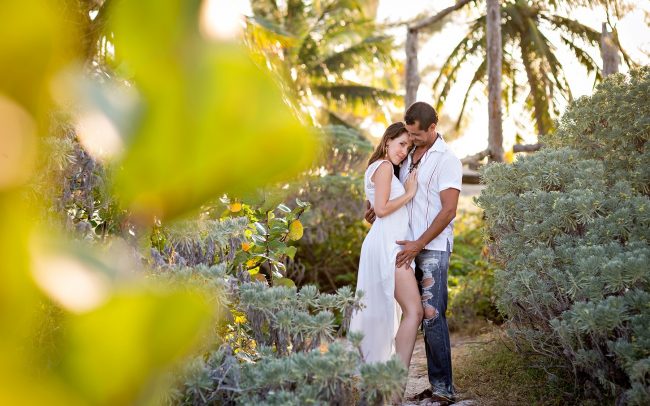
350, 102, 462, 403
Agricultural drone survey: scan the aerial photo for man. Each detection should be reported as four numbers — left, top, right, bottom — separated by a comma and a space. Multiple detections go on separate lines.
365, 102, 462, 402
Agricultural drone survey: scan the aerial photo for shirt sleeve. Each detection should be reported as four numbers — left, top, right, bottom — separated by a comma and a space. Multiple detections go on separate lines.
438, 154, 463, 192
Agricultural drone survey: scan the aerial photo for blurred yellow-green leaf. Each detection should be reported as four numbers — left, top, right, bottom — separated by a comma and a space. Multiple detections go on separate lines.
59, 290, 212, 404
0, 0, 80, 118
110, 0, 317, 221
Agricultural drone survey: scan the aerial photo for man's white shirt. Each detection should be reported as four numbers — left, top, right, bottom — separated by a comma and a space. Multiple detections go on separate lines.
398, 135, 463, 252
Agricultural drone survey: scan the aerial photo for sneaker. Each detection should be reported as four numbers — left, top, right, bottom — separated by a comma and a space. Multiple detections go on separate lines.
430, 389, 455, 404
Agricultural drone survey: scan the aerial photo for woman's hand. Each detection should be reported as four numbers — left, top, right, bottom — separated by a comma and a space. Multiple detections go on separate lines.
404, 169, 418, 198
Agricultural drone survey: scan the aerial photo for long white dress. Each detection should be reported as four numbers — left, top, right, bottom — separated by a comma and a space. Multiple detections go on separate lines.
349, 159, 411, 363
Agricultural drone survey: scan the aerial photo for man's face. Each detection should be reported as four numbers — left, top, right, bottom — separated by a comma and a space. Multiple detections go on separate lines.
405, 121, 435, 147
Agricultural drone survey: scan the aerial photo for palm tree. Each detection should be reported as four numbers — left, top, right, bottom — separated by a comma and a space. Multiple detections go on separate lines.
245, 0, 396, 127
433, 0, 634, 136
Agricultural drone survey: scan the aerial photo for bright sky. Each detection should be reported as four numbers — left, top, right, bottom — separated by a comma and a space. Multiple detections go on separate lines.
375, 0, 650, 157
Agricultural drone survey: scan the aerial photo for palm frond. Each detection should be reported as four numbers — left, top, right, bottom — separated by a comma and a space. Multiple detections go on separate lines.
453, 59, 487, 130
540, 14, 600, 46
437, 39, 485, 108
432, 20, 485, 104
502, 55, 519, 112
315, 84, 397, 103
251, 0, 282, 22
520, 40, 552, 135
612, 27, 637, 68
559, 34, 602, 82
285, 0, 308, 34
526, 19, 573, 102
311, 35, 394, 76
326, 110, 358, 129
247, 14, 295, 38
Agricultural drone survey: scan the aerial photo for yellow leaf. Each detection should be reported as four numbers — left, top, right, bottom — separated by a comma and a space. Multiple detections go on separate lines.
288, 220, 303, 241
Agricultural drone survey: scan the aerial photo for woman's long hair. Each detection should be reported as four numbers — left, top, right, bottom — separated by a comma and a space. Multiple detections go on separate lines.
367, 122, 408, 167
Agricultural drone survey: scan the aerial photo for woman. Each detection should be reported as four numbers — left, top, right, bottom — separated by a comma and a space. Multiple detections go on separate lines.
350, 122, 423, 369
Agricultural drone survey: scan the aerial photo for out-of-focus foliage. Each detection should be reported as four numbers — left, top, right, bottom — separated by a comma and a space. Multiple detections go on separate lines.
477, 67, 650, 404
0, 0, 317, 404
447, 208, 502, 331
245, 0, 397, 127
109, 0, 316, 221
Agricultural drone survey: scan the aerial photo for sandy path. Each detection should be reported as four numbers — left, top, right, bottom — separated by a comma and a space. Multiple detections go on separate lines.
402, 332, 478, 406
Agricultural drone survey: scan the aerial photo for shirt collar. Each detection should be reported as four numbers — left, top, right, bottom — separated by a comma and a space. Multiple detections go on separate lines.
430, 133, 447, 153
409, 133, 447, 161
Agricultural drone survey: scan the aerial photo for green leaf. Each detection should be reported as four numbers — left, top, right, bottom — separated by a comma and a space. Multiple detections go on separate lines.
273, 277, 296, 288
251, 234, 266, 244
283, 246, 298, 260
277, 204, 291, 213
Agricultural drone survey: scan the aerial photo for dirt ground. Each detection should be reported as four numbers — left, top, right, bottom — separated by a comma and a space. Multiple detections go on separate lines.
402, 332, 480, 406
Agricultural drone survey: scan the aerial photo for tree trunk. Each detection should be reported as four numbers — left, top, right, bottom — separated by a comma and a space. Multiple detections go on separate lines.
405, 28, 419, 109
601, 22, 620, 77
486, 0, 504, 163
404, 0, 473, 110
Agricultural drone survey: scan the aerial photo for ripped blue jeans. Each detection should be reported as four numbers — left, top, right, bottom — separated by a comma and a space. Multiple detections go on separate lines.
415, 243, 453, 395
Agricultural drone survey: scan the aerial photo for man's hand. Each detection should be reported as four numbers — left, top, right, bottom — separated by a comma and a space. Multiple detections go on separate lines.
396, 240, 423, 268
364, 200, 376, 224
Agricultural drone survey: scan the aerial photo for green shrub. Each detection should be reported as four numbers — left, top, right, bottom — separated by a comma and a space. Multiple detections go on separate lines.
448, 208, 502, 331
477, 67, 650, 404
294, 125, 373, 291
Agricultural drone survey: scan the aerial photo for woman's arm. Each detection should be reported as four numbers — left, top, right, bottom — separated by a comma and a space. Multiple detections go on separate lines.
372, 161, 416, 218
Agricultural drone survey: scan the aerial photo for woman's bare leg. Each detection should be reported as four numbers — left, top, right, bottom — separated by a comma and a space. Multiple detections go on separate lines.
394, 264, 423, 369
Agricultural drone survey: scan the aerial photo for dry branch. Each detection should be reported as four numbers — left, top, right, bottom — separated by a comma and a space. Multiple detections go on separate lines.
513, 143, 543, 153
461, 149, 490, 166
408, 0, 475, 30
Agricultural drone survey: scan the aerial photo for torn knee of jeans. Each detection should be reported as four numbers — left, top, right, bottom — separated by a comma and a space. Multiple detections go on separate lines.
423, 303, 438, 320
422, 277, 434, 289
421, 257, 440, 268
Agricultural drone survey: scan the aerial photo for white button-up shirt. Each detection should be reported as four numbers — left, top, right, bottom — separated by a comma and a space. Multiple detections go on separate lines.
398, 136, 462, 252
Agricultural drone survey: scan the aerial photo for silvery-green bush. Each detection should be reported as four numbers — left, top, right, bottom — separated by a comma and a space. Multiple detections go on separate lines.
163, 269, 406, 405
477, 67, 650, 404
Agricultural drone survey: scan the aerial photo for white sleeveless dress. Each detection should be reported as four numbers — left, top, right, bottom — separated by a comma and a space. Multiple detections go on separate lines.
349, 160, 411, 363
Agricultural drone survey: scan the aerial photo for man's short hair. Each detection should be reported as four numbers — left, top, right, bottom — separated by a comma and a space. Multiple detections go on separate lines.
405, 102, 438, 130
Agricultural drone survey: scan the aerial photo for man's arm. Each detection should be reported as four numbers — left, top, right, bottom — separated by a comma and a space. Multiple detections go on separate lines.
364, 200, 376, 224
395, 188, 460, 267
